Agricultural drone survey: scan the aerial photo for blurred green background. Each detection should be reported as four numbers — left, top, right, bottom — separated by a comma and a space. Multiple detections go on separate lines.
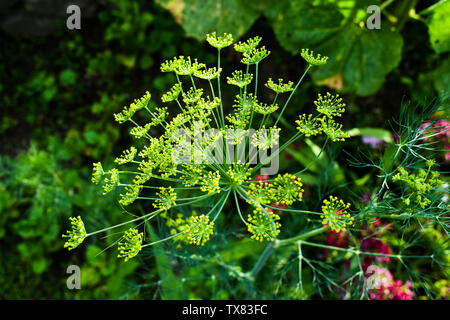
0, 0, 448, 299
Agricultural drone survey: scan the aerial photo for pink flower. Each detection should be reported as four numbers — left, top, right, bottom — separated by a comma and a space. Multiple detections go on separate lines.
435, 119, 450, 139
366, 266, 414, 300
255, 175, 269, 182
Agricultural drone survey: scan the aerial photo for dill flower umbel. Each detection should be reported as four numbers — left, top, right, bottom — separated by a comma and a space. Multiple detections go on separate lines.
115, 147, 137, 165
114, 91, 151, 124
269, 173, 304, 206
251, 127, 280, 150
102, 168, 119, 194
186, 214, 215, 246
320, 117, 349, 142
315, 92, 345, 118
62, 216, 87, 250
393, 166, 441, 209
247, 209, 281, 242
241, 47, 271, 65
199, 171, 221, 194
300, 48, 328, 66
234, 36, 262, 53
161, 83, 182, 103
320, 196, 353, 232
206, 32, 234, 49
117, 228, 143, 262
296, 114, 322, 137
227, 70, 253, 88
91, 162, 104, 185
265, 78, 294, 94
153, 186, 177, 211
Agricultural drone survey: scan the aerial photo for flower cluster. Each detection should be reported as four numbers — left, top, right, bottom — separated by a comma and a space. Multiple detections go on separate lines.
153, 186, 177, 211
206, 32, 233, 49
265, 78, 294, 94
185, 214, 215, 246
392, 164, 441, 209
247, 209, 281, 242
295, 92, 348, 141
114, 91, 151, 124
300, 48, 328, 66
320, 196, 353, 232
117, 228, 143, 262
227, 70, 253, 88
62, 216, 86, 250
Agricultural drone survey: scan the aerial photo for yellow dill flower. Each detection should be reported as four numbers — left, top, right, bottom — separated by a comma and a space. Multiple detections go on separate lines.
186, 214, 215, 246
253, 102, 279, 115
247, 181, 272, 206
150, 107, 168, 127
206, 32, 234, 49
393, 166, 441, 209
161, 83, 182, 103
182, 87, 204, 105
227, 70, 253, 88
269, 173, 304, 206
103, 168, 119, 194
91, 162, 104, 185
180, 164, 204, 187
241, 47, 270, 65
194, 67, 222, 80
114, 91, 151, 123
265, 78, 294, 94
115, 147, 137, 165
118, 184, 142, 206
315, 92, 345, 118
62, 216, 87, 250
320, 117, 349, 142
300, 48, 328, 66
296, 114, 323, 137
153, 186, 177, 211
130, 123, 152, 139
251, 127, 280, 150
227, 163, 251, 184
200, 171, 221, 194
117, 228, 143, 262
320, 196, 353, 232
234, 36, 262, 53
160, 56, 205, 75
247, 209, 281, 242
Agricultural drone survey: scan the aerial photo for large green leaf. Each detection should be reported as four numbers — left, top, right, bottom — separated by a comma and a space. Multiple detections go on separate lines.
427, 0, 450, 54
158, 0, 259, 40
268, 1, 403, 96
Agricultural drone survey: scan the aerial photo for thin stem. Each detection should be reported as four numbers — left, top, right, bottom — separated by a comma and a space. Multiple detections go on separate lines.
274, 64, 311, 127
274, 227, 329, 247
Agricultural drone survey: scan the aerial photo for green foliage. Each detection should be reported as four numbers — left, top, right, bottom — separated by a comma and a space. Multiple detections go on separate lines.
427, 0, 450, 54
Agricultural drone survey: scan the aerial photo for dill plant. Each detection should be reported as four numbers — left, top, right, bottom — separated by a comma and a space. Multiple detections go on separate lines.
61, 32, 448, 299
63, 32, 350, 259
